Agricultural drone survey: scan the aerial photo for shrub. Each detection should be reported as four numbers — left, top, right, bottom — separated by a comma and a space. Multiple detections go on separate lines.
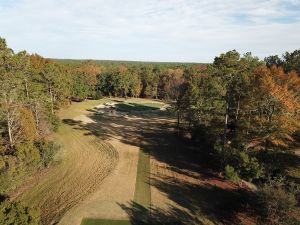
15, 143, 41, 168
94, 91, 103, 100
0, 200, 40, 225
49, 114, 61, 132
0, 156, 21, 193
226, 149, 264, 182
0, 144, 41, 194
256, 183, 297, 225
0, 157, 5, 171
256, 150, 286, 178
236, 151, 264, 182
0, 143, 45, 193
19, 107, 37, 142
225, 165, 240, 183
35, 140, 60, 167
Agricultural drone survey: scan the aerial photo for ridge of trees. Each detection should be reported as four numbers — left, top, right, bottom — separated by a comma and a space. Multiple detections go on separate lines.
265, 49, 300, 75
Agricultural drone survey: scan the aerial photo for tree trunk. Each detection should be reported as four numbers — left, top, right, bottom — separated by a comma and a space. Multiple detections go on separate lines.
265, 104, 275, 151
3, 93, 14, 147
222, 95, 229, 165
7, 110, 13, 147
49, 83, 54, 114
34, 101, 39, 135
177, 109, 180, 136
235, 94, 241, 122
24, 78, 29, 99
177, 109, 180, 128
234, 94, 241, 139
222, 108, 229, 149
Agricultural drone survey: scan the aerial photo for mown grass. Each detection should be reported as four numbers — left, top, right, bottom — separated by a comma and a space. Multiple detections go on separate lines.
133, 150, 151, 208
81, 219, 132, 225
113, 99, 170, 118
115, 102, 160, 112
80, 150, 150, 225
80, 100, 152, 225
59, 99, 113, 119
19, 98, 120, 224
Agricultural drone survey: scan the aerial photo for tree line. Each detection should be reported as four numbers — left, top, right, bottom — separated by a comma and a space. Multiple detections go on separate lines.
174, 50, 300, 224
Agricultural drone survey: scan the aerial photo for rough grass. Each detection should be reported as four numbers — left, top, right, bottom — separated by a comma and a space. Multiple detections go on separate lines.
17, 98, 169, 225
19, 99, 119, 225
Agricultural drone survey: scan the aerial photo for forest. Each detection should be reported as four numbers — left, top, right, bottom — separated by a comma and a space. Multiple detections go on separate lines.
0, 36, 300, 225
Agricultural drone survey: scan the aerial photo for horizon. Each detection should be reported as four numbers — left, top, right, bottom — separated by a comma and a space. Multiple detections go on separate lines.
52, 57, 203, 64
1, 0, 300, 63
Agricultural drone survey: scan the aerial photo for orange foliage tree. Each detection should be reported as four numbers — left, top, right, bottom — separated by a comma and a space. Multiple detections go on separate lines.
249, 65, 300, 149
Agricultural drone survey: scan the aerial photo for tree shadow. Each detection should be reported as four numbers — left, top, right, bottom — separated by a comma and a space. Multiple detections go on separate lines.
114, 103, 160, 112
118, 201, 203, 225
62, 104, 250, 224
150, 175, 249, 224
280, 152, 300, 184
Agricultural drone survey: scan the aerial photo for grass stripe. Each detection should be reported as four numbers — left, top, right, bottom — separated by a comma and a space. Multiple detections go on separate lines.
80, 102, 151, 225
80, 149, 151, 225
133, 150, 151, 208
80, 219, 131, 225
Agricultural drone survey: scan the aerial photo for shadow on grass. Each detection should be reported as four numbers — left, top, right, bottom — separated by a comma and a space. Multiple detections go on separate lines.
256, 150, 300, 185
280, 152, 300, 184
118, 191, 248, 225
62, 102, 250, 224
118, 201, 194, 225
115, 103, 160, 112
81, 218, 131, 225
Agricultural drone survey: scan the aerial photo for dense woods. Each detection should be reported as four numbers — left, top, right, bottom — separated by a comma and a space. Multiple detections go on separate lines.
1, 37, 300, 224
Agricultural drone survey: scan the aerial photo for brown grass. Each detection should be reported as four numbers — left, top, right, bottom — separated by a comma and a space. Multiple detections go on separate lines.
19, 100, 119, 225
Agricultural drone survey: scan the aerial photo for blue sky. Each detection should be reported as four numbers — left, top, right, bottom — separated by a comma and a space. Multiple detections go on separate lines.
0, 0, 300, 62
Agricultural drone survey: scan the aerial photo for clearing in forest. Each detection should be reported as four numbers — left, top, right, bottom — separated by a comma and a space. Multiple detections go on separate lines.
18, 98, 165, 225
18, 98, 252, 225
63, 99, 161, 225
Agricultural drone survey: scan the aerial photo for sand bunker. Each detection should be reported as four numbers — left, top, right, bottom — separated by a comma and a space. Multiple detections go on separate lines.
73, 115, 96, 124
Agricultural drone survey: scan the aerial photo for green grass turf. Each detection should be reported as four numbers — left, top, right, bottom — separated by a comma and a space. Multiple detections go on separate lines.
115, 102, 161, 112
80, 101, 151, 225
133, 150, 151, 208
80, 219, 132, 225
80, 151, 150, 225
